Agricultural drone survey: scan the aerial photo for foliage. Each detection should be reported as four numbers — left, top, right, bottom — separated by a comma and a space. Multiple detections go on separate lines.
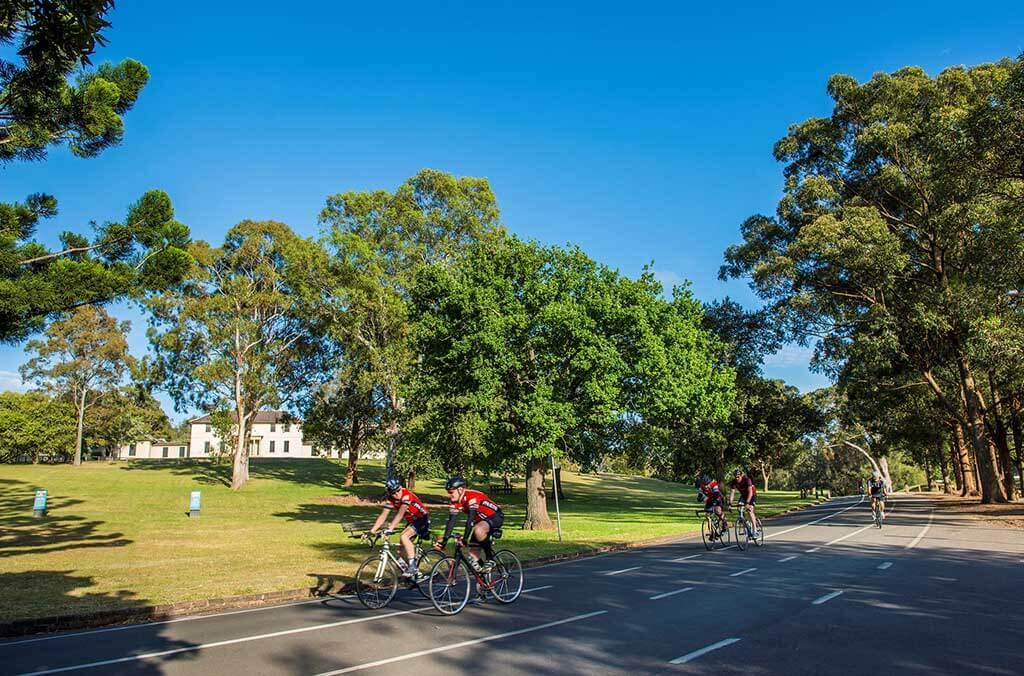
0, 391, 76, 462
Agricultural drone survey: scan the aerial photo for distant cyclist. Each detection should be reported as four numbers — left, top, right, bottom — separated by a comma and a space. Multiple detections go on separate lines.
435, 476, 503, 572
867, 471, 887, 520
696, 475, 728, 537
368, 478, 430, 578
728, 468, 759, 536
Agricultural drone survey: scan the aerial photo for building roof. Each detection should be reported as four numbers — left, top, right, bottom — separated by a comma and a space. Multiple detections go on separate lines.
190, 410, 300, 425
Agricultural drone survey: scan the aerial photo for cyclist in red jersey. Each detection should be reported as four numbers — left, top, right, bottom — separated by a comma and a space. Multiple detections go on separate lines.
728, 468, 759, 535
434, 475, 503, 572
696, 475, 728, 537
369, 478, 430, 577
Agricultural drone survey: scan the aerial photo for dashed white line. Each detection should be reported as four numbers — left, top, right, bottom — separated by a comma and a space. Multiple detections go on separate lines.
670, 638, 742, 664
602, 566, 642, 576
906, 510, 934, 549
673, 554, 702, 562
729, 567, 757, 577
650, 586, 695, 600
812, 590, 844, 605
313, 610, 609, 675
766, 495, 865, 539
805, 547, 821, 553
779, 555, 798, 562
825, 525, 873, 546
877, 562, 893, 570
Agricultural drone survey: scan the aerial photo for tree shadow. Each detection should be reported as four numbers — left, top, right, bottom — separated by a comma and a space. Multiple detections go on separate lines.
117, 457, 353, 489
0, 479, 132, 560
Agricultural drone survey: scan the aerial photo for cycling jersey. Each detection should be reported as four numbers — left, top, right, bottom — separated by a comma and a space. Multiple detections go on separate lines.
698, 481, 724, 506
449, 489, 501, 523
868, 479, 886, 497
729, 475, 756, 499
387, 487, 429, 523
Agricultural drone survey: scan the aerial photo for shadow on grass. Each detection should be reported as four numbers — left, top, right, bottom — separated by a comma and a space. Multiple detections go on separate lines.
0, 479, 132, 559
117, 457, 352, 489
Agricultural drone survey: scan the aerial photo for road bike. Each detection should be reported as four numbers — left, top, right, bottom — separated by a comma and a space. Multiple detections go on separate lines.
428, 528, 524, 615
697, 508, 731, 550
871, 496, 885, 529
348, 526, 445, 610
734, 501, 764, 550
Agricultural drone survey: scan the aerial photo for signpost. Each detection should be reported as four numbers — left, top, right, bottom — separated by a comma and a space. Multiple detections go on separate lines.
32, 489, 47, 517
550, 456, 562, 542
189, 491, 201, 518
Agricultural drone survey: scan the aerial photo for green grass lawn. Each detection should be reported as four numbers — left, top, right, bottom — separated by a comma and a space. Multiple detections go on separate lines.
0, 460, 817, 622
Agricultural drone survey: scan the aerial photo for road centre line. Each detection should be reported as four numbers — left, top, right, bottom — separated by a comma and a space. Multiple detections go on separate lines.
313, 610, 609, 675
729, 568, 756, 577
906, 511, 934, 549
825, 525, 874, 546
779, 555, 798, 562
15, 586, 557, 676
650, 586, 695, 600
878, 562, 893, 570
812, 590, 844, 605
670, 638, 742, 664
805, 547, 821, 553
766, 495, 865, 540
603, 566, 642, 576
673, 554, 702, 562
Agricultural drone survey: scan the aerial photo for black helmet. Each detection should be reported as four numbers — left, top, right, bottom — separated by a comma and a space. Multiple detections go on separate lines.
700, 475, 711, 485
445, 475, 467, 491
733, 468, 743, 478
384, 478, 402, 495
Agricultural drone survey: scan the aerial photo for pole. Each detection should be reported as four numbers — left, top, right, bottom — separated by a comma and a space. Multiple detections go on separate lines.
551, 454, 562, 542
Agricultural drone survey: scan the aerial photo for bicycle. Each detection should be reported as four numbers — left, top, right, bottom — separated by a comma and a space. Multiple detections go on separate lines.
428, 527, 524, 615
697, 508, 731, 550
870, 496, 885, 529
349, 527, 445, 610
734, 502, 764, 550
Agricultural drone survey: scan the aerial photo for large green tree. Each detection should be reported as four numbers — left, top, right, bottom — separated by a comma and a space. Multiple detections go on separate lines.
0, 391, 76, 463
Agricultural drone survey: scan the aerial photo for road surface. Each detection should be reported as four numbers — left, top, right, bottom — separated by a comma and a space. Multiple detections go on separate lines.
2, 494, 1022, 675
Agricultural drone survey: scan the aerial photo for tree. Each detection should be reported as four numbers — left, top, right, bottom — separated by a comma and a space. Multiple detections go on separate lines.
20, 305, 131, 464
0, 1, 191, 342
0, 391, 76, 462
148, 221, 326, 489
742, 379, 821, 491
722, 62, 1024, 503
311, 169, 503, 483
85, 385, 172, 458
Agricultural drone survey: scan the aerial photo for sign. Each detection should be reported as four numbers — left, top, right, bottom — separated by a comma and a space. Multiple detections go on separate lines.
32, 489, 47, 517
189, 491, 201, 517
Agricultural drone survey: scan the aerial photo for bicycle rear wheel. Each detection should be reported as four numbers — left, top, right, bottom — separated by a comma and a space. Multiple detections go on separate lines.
429, 557, 471, 615
488, 550, 524, 604
752, 517, 765, 547
355, 555, 399, 609
414, 550, 444, 599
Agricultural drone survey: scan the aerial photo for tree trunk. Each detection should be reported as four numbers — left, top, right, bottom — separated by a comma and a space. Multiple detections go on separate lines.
988, 372, 1016, 498
1010, 403, 1024, 499
878, 456, 893, 492
953, 424, 979, 496
522, 457, 553, 530
406, 470, 416, 490
73, 387, 87, 466
230, 390, 250, 491
924, 453, 933, 491
959, 359, 1008, 503
948, 434, 962, 494
938, 439, 951, 494
345, 417, 361, 487
553, 466, 566, 500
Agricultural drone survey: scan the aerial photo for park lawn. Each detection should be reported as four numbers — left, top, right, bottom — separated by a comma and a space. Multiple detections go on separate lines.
0, 460, 816, 622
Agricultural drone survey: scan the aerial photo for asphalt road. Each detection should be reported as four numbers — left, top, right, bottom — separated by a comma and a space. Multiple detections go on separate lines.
2, 494, 1022, 676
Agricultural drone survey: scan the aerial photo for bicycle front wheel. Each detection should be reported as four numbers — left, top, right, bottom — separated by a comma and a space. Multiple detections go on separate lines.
488, 550, 524, 604
701, 516, 714, 550
735, 516, 748, 551
752, 517, 765, 547
355, 555, 399, 609
429, 557, 471, 615
414, 550, 445, 599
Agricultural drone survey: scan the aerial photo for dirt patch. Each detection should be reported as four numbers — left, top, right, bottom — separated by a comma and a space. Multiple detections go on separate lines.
928, 494, 1024, 529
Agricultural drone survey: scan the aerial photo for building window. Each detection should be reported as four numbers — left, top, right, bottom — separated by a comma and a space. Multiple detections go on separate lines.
179, 446, 186, 458
205, 424, 211, 433
270, 423, 276, 433
283, 423, 290, 433
269, 440, 275, 453
162, 447, 168, 458
128, 444, 136, 457
205, 441, 211, 453
284, 440, 289, 453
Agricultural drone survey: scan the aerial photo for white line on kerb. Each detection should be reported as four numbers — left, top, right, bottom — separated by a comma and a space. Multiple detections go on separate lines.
906, 510, 934, 549
766, 495, 865, 539
603, 566, 642, 576
650, 586, 695, 600
729, 567, 756, 577
812, 590, 844, 605
670, 638, 742, 664
779, 555, 798, 562
313, 610, 609, 675
878, 562, 893, 570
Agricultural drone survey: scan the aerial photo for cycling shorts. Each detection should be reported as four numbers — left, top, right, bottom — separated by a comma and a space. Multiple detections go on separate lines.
405, 516, 430, 539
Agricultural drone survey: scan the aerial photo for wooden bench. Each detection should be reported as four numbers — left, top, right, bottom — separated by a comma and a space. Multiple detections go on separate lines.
488, 483, 516, 496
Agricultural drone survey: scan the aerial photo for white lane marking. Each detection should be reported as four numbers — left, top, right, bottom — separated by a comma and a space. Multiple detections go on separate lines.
878, 562, 893, 570
825, 525, 873, 547
906, 510, 934, 549
812, 590, 844, 605
0, 596, 339, 647
670, 638, 742, 664
673, 554, 702, 562
729, 567, 756, 577
767, 495, 865, 539
602, 566, 642, 576
779, 555, 798, 562
805, 547, 821, 553
650, 586, 695, 600
930, 577, 958, 583
313, 610, 609, 675
520, 585, 553, 594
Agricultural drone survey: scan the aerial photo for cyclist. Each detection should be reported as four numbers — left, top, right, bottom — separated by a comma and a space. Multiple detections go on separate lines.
867, 470, 887, 520
368, 478, 430, 578
434, 475, 503, 573
696, 475, 727, 537
728, 468, 758, 536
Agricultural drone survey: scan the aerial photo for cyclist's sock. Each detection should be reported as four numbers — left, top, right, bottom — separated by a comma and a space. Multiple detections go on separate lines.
483, 540, 496, 560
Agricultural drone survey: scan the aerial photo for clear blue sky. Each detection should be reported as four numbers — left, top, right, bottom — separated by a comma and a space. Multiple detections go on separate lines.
2, 1, 1022, 421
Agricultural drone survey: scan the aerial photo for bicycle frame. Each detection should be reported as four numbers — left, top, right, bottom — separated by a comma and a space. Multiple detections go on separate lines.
361, 532, 431, 581
446, 539, 500, 591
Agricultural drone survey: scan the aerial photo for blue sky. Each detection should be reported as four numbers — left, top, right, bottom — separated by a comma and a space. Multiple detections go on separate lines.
2, 1, 1022, 421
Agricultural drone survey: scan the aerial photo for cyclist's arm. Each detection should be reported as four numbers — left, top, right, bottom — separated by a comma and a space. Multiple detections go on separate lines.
729, 488, 736, 505
441, 508, 460, 542
388, 504, 408, 532
370, 507, 390, 533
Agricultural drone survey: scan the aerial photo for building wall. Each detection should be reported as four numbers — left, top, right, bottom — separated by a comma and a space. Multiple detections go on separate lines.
188, 421, 336, 458
117, 440, 189, 460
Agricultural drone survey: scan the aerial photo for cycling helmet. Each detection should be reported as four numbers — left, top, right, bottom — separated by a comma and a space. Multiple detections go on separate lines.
872, 470, 881, 479
733, 468, 743, 478
384, 478, 402, 495
700, 475, 711, 485
445, 475, 467, 491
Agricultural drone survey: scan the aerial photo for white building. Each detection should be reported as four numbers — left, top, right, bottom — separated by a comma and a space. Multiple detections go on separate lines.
118, 411, 336, 459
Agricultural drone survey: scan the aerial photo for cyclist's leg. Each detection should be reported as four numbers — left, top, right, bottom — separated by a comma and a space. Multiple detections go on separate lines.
747, 495, 758, 532
399, 525, 417, 569
468, 520, 491, 566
